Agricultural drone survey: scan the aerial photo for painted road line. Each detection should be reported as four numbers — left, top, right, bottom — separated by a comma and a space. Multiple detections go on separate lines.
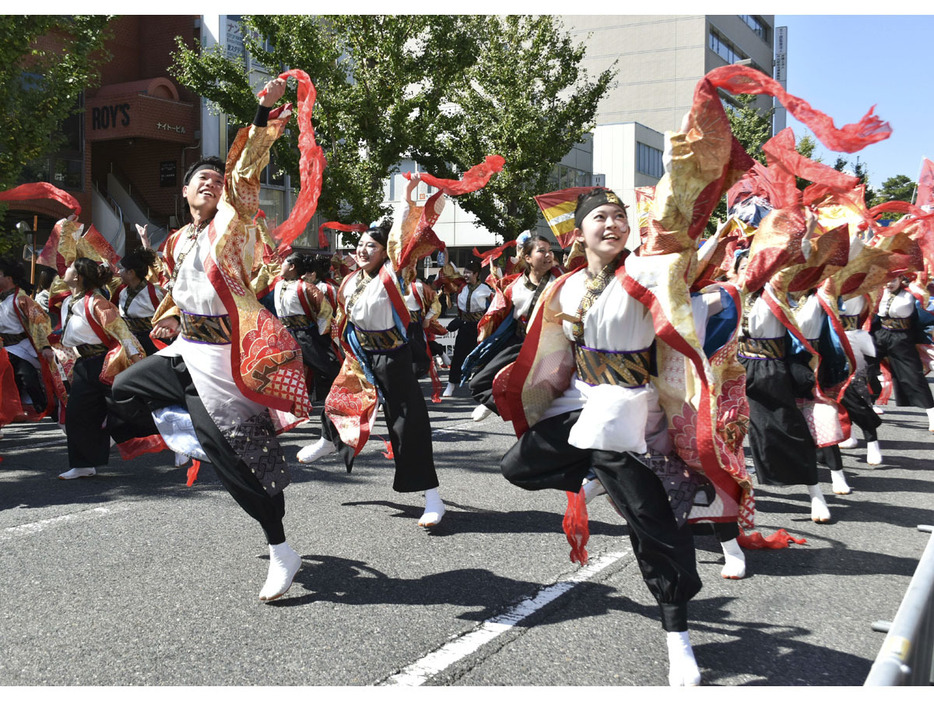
0, 504, 134, 543
378, 549, 630, 686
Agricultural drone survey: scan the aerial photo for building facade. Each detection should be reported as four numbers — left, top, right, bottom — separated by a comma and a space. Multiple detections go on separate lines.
8, 15, 777, 266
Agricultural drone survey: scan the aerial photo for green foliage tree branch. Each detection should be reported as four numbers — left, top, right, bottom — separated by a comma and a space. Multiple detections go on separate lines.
0, 15, 112, 254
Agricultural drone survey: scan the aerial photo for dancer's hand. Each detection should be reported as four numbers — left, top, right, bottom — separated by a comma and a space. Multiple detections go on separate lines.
152, 317, 179, 339
259, 78, 286, 107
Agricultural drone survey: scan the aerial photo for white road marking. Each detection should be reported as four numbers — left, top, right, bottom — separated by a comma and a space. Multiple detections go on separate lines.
0, 504, 133, 542
378, 549, 630, 686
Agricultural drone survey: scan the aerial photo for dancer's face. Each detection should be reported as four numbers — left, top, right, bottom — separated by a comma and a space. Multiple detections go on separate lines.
885, 278, 904, 293
356, 234, 387, 274
281, 259, 298, 281
576, 204, 629, 267
183, 168, 224, 217
525, 241, 554, 276
63, 264, 80, 291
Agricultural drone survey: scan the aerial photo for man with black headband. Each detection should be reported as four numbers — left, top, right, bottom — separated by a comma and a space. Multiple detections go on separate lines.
110, 77, 310, 603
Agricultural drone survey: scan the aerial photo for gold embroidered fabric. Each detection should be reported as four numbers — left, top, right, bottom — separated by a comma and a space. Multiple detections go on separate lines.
76, 343, 108, 358
179, 313, 232, 344
880, 317, 911, 331
574, 346, 651, 387
0, 332, 27, 345
737, 337, 785, 359
355, 326, 405, 352
840, 315, 859, 331
123, 317, 153, 333
280, 314, 312, 330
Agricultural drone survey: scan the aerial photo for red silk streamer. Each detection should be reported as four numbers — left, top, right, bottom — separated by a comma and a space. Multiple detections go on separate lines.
379, 436, 394, 460
563, 490, 590, 565
0, 182, 81, 217
257, 70, 327, 252
917, 158, 934, 208
318, 221, 367, 249
705, 65, 892, 153
473, 240, 517, 267
726, 162, 782, 211
762, 128, 860, 210
187, 459, 201, 487
414, 155, 505, 196
738, 528, 807, 550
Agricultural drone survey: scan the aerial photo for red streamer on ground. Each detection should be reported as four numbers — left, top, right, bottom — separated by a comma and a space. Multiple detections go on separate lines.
186, 459, 201, 487
563, 490, 590, 565
416, 155, 505, 196
318, 221, 367, 249
379, 436, 394, 460
738, 528, 807, 550
258, 70, 327, 252
0, 182, 81, 217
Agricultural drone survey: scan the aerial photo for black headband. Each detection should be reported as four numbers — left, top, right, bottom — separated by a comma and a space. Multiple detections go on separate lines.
574, 189, 627, 228
186, 164, 225, 186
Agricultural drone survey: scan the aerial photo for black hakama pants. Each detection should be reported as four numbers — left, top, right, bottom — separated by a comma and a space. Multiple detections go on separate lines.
290, 325, 341, 403
448, 322, 479, 386
7, 353, 47, 411
500, 410, 700, 632
109, 354, 286, 545
66, 354, 112, 468
741, 356, 818, 486
871, 327, 934, 409
840, 373, 881, 442
407, 319, 432, 379
322, 343, 438, 493
468, 334, 523, 414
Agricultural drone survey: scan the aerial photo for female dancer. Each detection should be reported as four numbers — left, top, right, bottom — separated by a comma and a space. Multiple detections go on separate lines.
466, 233, 559, 421
837, 293, 884, 464
499, 188, 704, 686
297, 226, 445, 527
58, 257, 144, 479
736, 252, 833, 523
442, 260, 493, 397
790, 289, 852, 496
273, 252, 337, 403
114, 247, 165, 356
872, 275, 934, 430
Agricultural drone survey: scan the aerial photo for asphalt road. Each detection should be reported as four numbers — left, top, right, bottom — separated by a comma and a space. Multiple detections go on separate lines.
2, 379, 933, 689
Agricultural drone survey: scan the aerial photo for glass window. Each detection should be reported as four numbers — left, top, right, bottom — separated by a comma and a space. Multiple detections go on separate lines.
708, 29, 746, 64
739, 15, 769, 42
636, 142, 664, 179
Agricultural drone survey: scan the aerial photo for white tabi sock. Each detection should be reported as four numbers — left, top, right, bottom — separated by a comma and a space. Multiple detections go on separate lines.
830, 469, 851, 495
866, 441, 883, 465
926, 407, 934, 431
581, 477, 606, 504
807, 484, 831, 523
838, 435, 858, 449
258, 542, 301, 602
666, 630, 701, 686
719, 537, 746, 579
418, 487, 445, 527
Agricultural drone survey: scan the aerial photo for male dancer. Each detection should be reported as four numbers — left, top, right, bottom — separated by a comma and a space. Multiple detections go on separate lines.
110, 78, 310, 602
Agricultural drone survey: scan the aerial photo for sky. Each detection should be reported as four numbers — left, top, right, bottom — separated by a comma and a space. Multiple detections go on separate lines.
776, 14, 934, 191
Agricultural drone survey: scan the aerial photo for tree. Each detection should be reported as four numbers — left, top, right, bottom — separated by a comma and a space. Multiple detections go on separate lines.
412, 15, 616, 243
170, 15, 482, 238
832, 155, 877, 205
0, 16, 112, 254
725, 93, 773, 164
